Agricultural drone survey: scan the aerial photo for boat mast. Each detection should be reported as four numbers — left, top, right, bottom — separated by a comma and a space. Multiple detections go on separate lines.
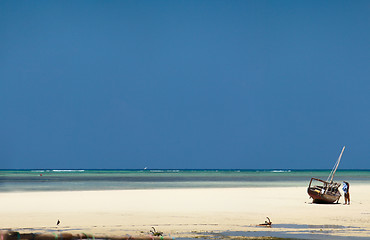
327, 146, 345, 183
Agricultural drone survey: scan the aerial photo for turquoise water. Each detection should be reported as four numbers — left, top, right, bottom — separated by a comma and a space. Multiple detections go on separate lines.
1, 169, 370, 192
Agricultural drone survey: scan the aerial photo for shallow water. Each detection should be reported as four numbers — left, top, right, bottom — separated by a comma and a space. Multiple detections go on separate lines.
1, 169, 369, 192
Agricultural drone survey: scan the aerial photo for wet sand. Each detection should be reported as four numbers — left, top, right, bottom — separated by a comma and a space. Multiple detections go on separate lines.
1, 186, 370, 239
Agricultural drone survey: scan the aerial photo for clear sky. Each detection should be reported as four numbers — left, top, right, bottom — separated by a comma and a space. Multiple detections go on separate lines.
1, 1, 369, 169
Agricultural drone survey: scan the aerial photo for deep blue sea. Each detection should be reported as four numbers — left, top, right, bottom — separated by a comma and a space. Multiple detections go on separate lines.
1, 169, 370, 192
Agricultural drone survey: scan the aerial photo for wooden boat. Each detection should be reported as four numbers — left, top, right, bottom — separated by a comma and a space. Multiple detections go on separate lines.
307, 146, 345, 204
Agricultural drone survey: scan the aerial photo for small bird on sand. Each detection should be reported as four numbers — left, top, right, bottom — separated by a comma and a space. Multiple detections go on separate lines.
57, 219, 60, 226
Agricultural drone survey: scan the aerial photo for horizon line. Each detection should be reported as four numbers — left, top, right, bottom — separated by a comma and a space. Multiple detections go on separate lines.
1, 168, 369, 171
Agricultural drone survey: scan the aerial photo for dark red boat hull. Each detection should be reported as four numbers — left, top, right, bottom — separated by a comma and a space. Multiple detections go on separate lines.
307, 188, 340, 204
307, 178, 341, 204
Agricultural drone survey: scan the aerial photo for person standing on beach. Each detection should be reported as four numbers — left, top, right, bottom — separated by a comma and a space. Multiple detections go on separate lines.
342, 181, 350, 205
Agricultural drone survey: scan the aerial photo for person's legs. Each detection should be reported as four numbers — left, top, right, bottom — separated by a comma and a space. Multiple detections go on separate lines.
344, 193, 349, 204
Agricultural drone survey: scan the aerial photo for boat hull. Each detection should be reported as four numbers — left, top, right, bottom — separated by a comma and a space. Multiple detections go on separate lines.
307, 187, 340, 204
307, 178, 341, 204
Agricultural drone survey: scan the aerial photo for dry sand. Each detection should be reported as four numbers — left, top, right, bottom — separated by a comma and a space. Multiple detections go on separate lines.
1, 186, 370, 238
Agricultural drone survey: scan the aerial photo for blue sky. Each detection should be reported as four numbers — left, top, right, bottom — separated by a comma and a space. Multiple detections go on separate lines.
1, 1, 369, 169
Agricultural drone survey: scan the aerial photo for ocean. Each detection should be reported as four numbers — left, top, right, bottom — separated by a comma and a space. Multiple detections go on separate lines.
1, 169, 370, 192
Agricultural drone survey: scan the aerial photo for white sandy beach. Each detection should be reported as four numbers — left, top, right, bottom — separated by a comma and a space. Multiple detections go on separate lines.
1, 186, 370, 238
